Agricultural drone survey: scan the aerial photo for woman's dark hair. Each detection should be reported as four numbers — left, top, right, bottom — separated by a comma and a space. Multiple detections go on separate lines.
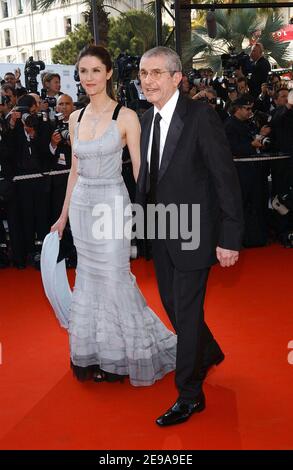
76, 45, 116, 100
17, 94, 37, 109
1, 83, 17, 96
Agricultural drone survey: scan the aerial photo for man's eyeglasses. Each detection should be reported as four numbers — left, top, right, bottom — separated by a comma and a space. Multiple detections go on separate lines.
138, 70, 176, 81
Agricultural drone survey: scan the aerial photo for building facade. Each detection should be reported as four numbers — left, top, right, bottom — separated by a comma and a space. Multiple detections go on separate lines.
0, 0, 144, 64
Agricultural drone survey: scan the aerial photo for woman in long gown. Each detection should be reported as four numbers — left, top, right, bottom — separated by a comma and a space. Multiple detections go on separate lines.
51, 45, 176, 386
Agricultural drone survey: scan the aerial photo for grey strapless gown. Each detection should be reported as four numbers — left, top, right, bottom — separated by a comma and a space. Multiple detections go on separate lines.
68, 113, 176, 386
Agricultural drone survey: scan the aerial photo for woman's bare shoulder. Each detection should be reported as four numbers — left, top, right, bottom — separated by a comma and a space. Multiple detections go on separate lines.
69, 108, 85, 125
119, 106, 139, 124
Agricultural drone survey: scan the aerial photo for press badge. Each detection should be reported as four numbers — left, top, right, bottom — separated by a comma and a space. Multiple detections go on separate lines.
58, 153, 66, 166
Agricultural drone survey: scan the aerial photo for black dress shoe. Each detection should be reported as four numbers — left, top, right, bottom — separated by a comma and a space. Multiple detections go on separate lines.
16, 264, 26, 270
12, 262, 26, 269
156, 394, 206, 427
199, 350, 225, 380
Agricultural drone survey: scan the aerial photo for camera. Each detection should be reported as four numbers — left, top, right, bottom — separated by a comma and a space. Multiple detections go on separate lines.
14, 105, 39, 129
196, 95, 209, 103
55, 112, 70, 142
221, 47, 251, 77
272, 187, 293, 226
40, 88, 57, 108
186, 69, 201, 86
255, 133, 271, 149
278, 187, 293, 212
264, 73, 277, 92
210, 97, 223, 106
24, 56, 45, 93
74, 68, 86, 99
0, 95, 10, 106
227, 84, 237, 93
116, 53, 140, 82
37, 111, 49, 122
115, 53, 150, 116
266, 71, 284, 89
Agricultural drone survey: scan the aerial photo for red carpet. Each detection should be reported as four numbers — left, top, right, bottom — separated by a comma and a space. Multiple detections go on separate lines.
0, 244, 292, 450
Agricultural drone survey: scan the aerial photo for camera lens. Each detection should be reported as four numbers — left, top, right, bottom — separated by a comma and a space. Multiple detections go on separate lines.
60, 129, 70, 141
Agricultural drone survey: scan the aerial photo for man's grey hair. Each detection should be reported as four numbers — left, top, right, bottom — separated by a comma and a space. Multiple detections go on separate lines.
141, 46, 182, 73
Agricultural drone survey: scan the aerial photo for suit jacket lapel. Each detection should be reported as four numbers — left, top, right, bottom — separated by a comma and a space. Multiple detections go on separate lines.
158, 94, 187, 183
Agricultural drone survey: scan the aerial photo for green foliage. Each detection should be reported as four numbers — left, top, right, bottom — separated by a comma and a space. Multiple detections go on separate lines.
184, 9, 291, 70
37, 0, 72, 9
51, 24, 92, 64
108, 10, 172, 58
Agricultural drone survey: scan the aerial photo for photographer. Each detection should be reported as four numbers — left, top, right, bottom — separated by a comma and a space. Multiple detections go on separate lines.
192, 87, 228, 122
249, 43, 271, 99
223, 84, 238, 114
217, 47, 251, 96
0, 107, 11, 267
237, 76, 250, 96
49, 94, 73, 219
183, 70, 203, 98
1, 84, 17, 111
6, 94, 51, 267
0, 92, 11, 118
180, 74, 193, 97
254, 82, 276, 113
225, 95, 270, 246
269, 89, 293, 246
29, 93, 42, 113
3, 69, 27, 98
269, 72, 281, 89
49, 94, 76, 267
0, 98, 25, 268
41, 72, 63, 121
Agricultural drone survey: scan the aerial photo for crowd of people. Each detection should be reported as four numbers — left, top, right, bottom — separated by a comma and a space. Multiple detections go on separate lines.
0, 70, 85, 269
180, 44, 293, 248
0, 42, 293, 273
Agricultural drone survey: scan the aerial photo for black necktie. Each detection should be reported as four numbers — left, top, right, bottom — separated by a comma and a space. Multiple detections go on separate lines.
149, 112, 162, 204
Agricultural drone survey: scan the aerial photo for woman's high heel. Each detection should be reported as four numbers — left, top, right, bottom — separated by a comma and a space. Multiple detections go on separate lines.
92, 369, 125, 383
92, 369, 107, 382
105, 372, 125, 383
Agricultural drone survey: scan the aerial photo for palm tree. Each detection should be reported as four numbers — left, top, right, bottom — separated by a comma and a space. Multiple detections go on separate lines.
184, 9, 291, 70
108, 10, 172, 58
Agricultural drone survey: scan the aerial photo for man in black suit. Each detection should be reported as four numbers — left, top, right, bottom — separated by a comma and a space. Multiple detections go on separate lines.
7, 94, 51, 267
249, 43, 271, 99
136, 47, 243, 426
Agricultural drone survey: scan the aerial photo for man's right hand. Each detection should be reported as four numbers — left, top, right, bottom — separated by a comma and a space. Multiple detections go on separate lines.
40, 101, 49, 111
260, 83, 268, 95
9, 111, 21, 127
14, 67, 21, 81
51, 130, 62, 148
251, 138, 263, 149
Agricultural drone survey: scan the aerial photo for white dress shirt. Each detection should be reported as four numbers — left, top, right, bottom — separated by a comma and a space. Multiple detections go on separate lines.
147, 89, 179, 169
